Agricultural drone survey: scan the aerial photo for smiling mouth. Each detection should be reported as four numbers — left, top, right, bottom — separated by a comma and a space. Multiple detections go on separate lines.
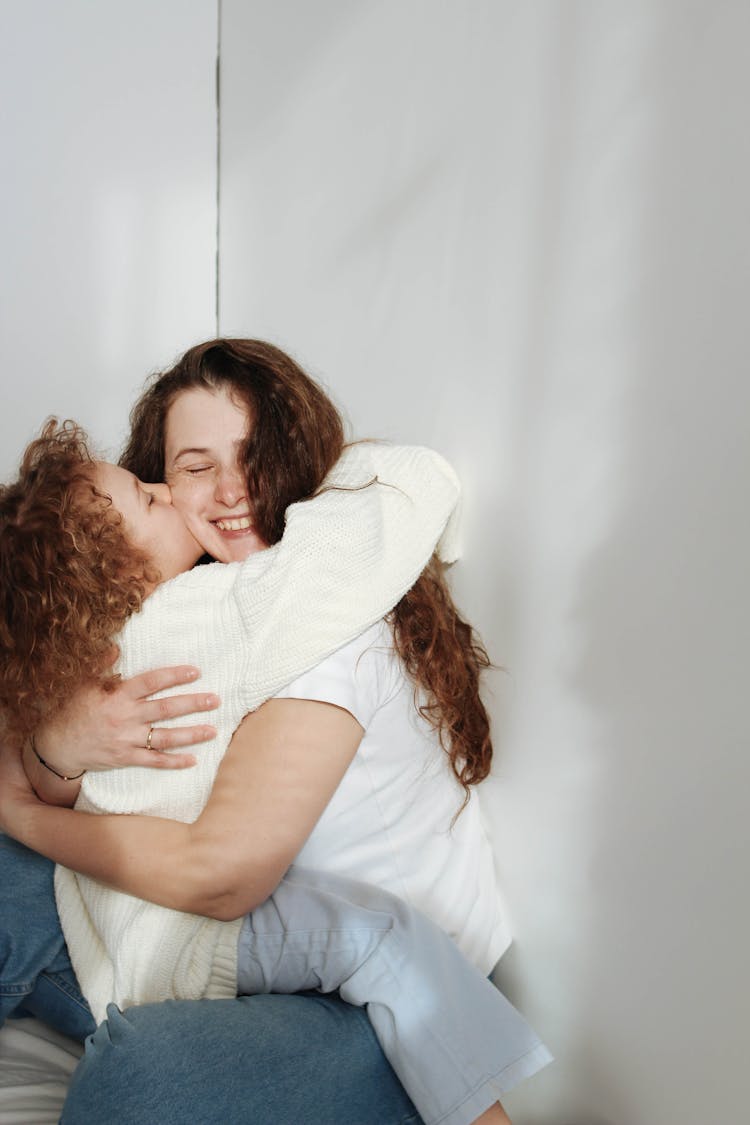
213, 516, 254, 532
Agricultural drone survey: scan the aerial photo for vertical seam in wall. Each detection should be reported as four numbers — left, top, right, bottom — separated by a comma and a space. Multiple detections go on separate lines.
215, 0, 222, 335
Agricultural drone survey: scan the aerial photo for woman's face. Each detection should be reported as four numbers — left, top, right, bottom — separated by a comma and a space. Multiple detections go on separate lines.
93, 462, 204, 581
163, 386, 268, 564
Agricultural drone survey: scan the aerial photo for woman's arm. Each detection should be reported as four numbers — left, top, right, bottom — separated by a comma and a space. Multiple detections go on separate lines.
3, 698, 362, 920
24, 667, 220, 807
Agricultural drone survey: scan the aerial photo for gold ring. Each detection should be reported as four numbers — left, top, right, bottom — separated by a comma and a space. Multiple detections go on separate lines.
146, 726, 155, 752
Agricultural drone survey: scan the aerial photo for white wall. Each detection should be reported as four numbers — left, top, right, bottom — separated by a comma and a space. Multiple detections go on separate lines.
0, 0, 217, 476
219, 3, 750, 1123
3, 2, 746, 1121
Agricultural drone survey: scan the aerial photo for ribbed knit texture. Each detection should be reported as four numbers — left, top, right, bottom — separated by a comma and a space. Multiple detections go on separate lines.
54, 443, 460, 1022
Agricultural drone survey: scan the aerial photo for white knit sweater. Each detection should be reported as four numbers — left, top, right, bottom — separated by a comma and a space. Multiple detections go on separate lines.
54, 443, 460, 1022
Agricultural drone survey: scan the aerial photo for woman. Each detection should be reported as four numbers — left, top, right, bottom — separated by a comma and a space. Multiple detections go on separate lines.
0, 423, 549, 1125
0, 341, 543, 1123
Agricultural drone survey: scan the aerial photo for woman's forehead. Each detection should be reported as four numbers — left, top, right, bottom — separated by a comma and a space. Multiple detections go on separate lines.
164, 386, 251, 457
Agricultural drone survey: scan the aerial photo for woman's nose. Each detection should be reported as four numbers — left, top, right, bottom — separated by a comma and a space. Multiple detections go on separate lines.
214, 466, 246, 507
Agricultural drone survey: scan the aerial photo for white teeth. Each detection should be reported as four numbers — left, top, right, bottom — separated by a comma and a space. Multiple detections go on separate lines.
215, 516, 252, 531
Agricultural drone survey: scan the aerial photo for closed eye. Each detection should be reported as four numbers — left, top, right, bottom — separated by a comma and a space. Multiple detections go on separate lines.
185, 465, 212, 476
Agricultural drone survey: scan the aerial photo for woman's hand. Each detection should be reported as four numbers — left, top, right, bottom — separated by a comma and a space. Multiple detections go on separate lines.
34, 666, 219, 777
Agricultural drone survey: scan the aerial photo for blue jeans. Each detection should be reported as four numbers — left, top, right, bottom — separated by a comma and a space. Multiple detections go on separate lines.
0, 834, 420, 1124
0, 834, 94, 1040
62, 995, 421, 1124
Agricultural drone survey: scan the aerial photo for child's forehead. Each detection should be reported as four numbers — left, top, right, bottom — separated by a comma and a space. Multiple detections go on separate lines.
93, 460, 131, 481
91, 461, 135, 505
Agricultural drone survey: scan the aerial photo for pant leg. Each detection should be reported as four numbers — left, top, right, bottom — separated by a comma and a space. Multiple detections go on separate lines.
0, 833, 95, 1041
61, 993, 422, 1125
238, 866, 552, 1125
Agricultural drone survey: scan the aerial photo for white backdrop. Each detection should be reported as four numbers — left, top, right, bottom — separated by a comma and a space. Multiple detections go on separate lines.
1, 3, 748, 1123
0, 0, 217, 476
220, 3, 750, 1124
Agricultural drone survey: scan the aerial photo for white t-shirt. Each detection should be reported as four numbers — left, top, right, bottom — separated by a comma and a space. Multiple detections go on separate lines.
275, 619, 511, 974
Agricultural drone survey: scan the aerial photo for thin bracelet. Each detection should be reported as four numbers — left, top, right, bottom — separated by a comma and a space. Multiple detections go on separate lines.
29, 734, 86, 782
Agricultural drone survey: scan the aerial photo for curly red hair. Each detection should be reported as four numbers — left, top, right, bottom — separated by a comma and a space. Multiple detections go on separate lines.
0, 421, 158, 744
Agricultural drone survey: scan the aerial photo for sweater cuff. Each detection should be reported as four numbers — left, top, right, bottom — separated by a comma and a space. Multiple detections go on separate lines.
203, 917, 244, 1001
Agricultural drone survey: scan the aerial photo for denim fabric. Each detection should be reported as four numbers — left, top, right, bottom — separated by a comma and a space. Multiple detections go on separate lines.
61, 994, 422, 1125
0, 834, 421, 1124
2, 837, 548, 1124
0, 833, 95, 1041
62, 867, 552, 1125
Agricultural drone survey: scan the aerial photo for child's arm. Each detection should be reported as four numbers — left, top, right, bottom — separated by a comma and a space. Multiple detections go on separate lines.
226, 443, 461, 712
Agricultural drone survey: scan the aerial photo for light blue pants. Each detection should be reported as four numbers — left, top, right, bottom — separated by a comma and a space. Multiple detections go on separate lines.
238, 867, 551, 1125
0, 834, 551, 1124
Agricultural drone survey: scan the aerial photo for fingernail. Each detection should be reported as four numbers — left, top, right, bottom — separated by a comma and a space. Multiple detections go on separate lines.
204, 694, 219, 707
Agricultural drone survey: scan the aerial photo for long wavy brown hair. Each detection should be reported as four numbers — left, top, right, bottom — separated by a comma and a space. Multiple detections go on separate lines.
0, 422, 157, 743
124, 339, 493, 798
121, 339, 345, 546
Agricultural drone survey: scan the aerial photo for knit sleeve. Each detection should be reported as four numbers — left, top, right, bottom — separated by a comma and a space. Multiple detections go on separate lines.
227, 443, 460, 713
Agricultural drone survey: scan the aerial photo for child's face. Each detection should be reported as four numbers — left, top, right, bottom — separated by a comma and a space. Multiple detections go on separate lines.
93, 462, 204, 581
163, 386, 268, 564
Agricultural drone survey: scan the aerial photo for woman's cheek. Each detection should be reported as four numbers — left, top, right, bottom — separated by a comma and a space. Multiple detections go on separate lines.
167, 476, 212, 521
179, 508, 234, 563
